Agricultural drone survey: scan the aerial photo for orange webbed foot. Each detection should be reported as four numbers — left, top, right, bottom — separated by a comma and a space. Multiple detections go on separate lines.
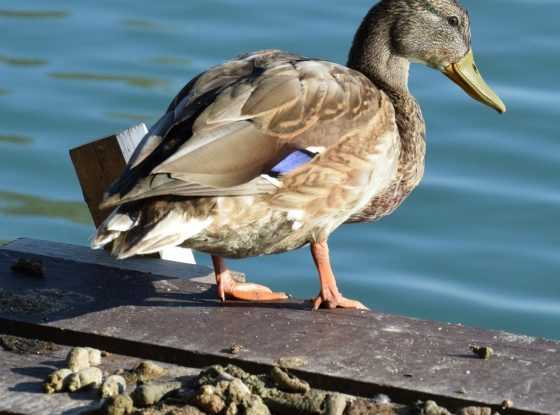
312, 289, 369, 310
220, 278, 289, 302
310, 241, 369, 311
212, 256, 288, 303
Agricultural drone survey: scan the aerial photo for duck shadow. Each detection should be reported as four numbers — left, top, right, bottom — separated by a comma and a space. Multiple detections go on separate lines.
145, 289, 310, 311
0, 248, 312, 325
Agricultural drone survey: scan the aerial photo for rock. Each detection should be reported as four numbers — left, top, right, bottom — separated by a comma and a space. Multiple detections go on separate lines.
244, 394, 271, 415
270, 367, 310, 393
227, 378, 252, 402
344, 400, 396, 415
0, 335, 59, 355
325, 393, 348, 415
67, 367, 103, 392
131, 381, 181, 407
100, 394, 134, 415
194, 385, 226, 414
265, 389, 326, 414
422, 401, 452, 415
44, 368, 73, 394
501, 400, 513, 410
198, 365, 267, 398
101, 375, 127, 399
164, 405, 207, 415
138, 404, 207, 415
86, 347, 103, 366
458, 407, 494, 415
67, 347, 91, 372
125, 360, 168, 384
223, 344, 244, 355
470, 345, 494, 360
275, 356, 307, 369
195, 366, 270, 415
225, 402, 239, 415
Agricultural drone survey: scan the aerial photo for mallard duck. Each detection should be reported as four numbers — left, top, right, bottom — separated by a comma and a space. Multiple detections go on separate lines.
92, 0, 505, 310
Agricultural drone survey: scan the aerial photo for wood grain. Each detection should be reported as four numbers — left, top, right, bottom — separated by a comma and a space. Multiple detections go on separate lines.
0, 239, 558, 415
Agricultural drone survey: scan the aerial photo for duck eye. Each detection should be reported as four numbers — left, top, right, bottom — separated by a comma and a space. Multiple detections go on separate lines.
448, 16, 460, 27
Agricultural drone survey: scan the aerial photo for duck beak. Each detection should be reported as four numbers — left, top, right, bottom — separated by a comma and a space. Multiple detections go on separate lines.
442, 49, 506, 114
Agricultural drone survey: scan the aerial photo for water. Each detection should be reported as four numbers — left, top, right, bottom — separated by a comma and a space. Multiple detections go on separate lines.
0, 0, 558, 339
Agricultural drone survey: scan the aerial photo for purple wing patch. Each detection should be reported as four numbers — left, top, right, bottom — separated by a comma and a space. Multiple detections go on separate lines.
269, 149, 316, 177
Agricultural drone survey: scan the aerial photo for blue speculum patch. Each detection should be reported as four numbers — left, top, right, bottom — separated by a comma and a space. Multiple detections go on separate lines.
269, 149, 316, 177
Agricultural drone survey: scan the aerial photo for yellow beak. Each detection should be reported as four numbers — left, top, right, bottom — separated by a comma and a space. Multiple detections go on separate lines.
442, 49, 506, 114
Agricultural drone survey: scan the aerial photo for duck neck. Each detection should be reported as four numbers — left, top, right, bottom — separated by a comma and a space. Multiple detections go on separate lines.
347, 4, 426, 190
347, 4, 409, 97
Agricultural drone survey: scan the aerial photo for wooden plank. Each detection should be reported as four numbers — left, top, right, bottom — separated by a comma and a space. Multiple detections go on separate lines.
0, 343, 198, 415
69, 124, 196, 264
69, 124, 149, 228
0, 239, 559, 415
3, 238, 214, 283
69, 134, 126, 228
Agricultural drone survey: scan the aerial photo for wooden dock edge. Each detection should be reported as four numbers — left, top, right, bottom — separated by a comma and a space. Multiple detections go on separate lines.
0, 319, 536, 415
1, 238, 558, 415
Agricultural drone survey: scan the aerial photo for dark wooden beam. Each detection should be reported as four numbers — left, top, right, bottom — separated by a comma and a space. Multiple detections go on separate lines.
0, 239, 558, 415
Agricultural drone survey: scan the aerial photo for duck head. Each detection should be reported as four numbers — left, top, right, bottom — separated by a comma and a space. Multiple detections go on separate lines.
349, 0, 506, 113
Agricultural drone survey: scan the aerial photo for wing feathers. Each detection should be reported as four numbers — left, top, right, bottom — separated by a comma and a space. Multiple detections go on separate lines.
101, 50, 387, 208
154, 122, 287, 188
242, 72, 301, 117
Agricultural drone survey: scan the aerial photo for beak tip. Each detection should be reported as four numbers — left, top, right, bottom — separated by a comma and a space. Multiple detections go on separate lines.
444, 50, 507, 116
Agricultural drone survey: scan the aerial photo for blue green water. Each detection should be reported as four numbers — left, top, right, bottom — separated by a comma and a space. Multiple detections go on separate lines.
0, 1, 558, 339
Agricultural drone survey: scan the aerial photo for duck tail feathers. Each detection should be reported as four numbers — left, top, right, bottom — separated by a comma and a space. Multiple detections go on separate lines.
90, 209, 140, 251
92, 203, 211, 260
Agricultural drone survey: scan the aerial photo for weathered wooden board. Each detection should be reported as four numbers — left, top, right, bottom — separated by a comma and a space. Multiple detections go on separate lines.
0, 343, 198, 415
70, 133, 129, 228
69, 124, 196, 264
2, 237, 213, 283
1, 239, 559, 415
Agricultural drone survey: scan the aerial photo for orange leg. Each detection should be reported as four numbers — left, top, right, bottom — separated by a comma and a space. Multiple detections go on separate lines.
212, 256, 288, 302
311, 241, 369, 310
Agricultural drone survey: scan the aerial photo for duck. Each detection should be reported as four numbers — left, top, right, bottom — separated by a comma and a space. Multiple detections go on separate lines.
92, 0, 505, 310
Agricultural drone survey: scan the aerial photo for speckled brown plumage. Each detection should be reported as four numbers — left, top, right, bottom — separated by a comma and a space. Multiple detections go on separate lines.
347, 92, 426, 223
91, 0, 504, 309
94, 50, 401, 259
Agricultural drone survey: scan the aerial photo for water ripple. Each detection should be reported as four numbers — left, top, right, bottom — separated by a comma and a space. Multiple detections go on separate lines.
123, 18, 176, 33
501, 84, 560, 110
0, 9, 69, 19
149, 56, 192, 66
375, 274, 560, 317
106, 112, 151, 122
0, 191, 90, 225
0, 54, 47, 67
0, 134, 32, 145
48, 72, 167, 89
426, 175, 560, 205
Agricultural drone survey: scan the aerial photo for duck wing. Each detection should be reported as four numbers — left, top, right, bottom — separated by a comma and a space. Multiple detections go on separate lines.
100, 49, 383, 209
